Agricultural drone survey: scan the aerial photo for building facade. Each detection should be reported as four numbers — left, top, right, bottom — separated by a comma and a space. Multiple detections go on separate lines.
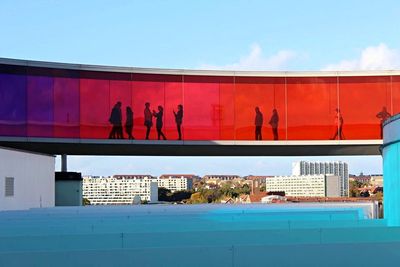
265, 175, 340, 197
83, 175, 158, 205
203, 175, 242, 181
0, 147, 55, 211
158, 175, 194, 192
292, 161, 349, 196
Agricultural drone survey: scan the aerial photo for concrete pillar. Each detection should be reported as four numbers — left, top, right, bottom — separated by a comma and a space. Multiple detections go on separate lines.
61, 154, 67, 172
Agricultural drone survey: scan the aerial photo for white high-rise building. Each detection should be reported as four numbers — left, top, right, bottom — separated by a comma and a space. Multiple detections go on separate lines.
83, 175, 158, 205
265, 175, 340, 197
292, 161, 349, 197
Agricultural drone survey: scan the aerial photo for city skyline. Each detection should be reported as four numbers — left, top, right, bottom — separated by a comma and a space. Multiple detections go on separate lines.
55, 155, 382, 177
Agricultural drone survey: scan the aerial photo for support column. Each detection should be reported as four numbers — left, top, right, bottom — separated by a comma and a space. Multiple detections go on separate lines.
61, 154, 67, 172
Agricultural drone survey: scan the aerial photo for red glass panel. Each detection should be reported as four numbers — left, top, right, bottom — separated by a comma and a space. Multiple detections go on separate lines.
392, 76, 400, 116
132, 74, 165, 140
54, 77, 80, 138
164, 76, 183, 140
110, 80, 132, 140
339, 76, 391, 139
80, 78, 110, 139
235, 77, 286, 140
220, 77, 235, 140
183, 76, 220, 140
287, 77, 337, 140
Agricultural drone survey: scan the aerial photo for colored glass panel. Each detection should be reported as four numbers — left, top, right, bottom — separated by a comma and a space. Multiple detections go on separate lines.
0, 73, 27, 136
287, 77, 337, 140
132, 74, 165, 140
339, 76, 391, 139
219, 77, 235, 140
183, 76, 220, 140
235, 77, 286, 140
80, 78, 110, 139
27, 75, 54, 137
110, 80, 132, 140
164, 75, 183, 140
54, 77, 80, 138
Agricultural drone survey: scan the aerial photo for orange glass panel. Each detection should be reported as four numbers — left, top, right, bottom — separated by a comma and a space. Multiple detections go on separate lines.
235, 77, 286, 140
287, 77, 337, 140
339, 76, 391, 139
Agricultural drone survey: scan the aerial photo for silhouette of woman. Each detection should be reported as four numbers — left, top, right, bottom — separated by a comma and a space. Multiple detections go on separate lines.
376, 106, 391, 138
125, 106, 134, 140
174, 104, 183, 140
269, 109, 279, 140
255, 107, 263, 140
153, 105, 167, 140
144, 102, 153, 140
108, 101, 123, 139
331, 108, 344, 140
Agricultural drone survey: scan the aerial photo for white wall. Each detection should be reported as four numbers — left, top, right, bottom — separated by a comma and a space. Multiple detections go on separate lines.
0, 147, 55, 211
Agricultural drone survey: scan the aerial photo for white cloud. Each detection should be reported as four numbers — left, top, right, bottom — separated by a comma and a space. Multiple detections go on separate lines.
322, 43, 400, 71
199, 43, 298, 71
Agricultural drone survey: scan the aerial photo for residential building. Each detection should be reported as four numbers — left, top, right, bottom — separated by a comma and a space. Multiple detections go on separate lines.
265, 175, 340, 197
350, 173, 371, 184
158, 174, 194, 192
370, 174, 383, 187
83, 175, 158, 205
292, 161, 349, 196
203, 175, 241, 181
245, 175, 270, 194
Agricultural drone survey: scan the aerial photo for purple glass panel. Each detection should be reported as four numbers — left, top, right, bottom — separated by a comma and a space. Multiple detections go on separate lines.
54, 77, 80, 138
0, 73, 27, 136
27, 76, 54, 137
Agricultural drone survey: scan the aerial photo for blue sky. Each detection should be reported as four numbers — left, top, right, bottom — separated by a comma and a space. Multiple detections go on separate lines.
2, 0, 398, 176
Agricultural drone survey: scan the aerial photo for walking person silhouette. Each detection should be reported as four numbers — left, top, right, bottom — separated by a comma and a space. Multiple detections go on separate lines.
255, 107, 263, 140
108, 101, 123, 139
144, 102, 153, 140
174, 104, 183, 140
269, 108, 279, 140
376, 106, 391, 138
331, 108, 344, 140
125, 106, 134, 140
153, 105, 167, 140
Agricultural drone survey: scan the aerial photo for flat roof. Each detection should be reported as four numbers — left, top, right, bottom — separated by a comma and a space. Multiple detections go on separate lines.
2, 57, 400, 77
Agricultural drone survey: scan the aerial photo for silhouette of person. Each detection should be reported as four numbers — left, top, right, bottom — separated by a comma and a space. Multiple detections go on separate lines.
255, 107, 263, 140
125, 106, 134, 140
269, 109, 279, 140
331, 108, 344, 140
153, 105, 167, 140
108, 101, 123, 139
144, 102, 153, 140
376, 106, 391, 138
174, 104, 183, 140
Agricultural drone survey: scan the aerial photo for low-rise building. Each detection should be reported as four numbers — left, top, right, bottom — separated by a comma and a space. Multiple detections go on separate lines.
350, 173, 371, 184
158, 174, 194, 192
265, 175, 340, 197
370, 174, 383, 187
203, 175, 241, 181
